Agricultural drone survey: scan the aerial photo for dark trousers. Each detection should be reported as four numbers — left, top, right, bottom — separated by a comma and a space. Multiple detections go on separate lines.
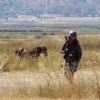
64, 56, 79, 75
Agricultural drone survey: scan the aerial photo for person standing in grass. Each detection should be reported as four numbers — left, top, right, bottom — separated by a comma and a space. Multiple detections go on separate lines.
60, 31, 82, 75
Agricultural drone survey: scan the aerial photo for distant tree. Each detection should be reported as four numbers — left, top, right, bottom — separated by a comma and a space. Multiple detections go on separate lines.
0, 0, 99, 19
51, 33, 55, 35
80, 0, 87, 2
42, 33, 47, 35
48, 4, 63, 14
63, 11, 70, 17
91, 11, 96, 17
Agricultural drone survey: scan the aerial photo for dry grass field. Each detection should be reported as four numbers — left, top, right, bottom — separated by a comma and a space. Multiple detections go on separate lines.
0, 34, 100, 100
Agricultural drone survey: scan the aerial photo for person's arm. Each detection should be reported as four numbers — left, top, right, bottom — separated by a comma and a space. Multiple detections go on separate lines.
77, 43, 82, 61
60, 41, 67, 54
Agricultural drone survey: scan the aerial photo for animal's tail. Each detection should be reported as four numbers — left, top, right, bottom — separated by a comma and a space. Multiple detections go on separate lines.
15, 49, 18, 54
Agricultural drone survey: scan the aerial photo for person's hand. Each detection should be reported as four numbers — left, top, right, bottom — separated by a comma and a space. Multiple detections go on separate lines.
60, 50, 64, 54
74, 59, 80, 62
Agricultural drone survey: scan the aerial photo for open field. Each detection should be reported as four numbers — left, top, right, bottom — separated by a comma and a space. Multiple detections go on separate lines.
0, 69, 100, 100
1, 21, 100, 35
0, 33, 100, 100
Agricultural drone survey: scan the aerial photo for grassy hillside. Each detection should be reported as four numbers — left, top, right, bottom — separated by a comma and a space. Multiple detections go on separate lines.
0, 0, 100, 19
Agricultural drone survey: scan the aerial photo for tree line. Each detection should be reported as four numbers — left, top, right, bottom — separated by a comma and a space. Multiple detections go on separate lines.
0, 0, 100, 19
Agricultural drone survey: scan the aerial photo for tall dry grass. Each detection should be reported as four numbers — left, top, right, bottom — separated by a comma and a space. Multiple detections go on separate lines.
0, 34, 100, 99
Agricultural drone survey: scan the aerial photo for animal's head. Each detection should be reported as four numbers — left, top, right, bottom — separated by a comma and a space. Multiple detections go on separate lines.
42, 46, 48, 56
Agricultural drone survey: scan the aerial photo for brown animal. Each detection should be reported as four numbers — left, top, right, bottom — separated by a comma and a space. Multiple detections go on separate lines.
29, 46, 48, 59
15, 48, 29, 57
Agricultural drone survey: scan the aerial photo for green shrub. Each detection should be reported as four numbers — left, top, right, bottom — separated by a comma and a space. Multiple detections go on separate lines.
51, 33, 55, 35
42, 33, 47, 35
34, 35, 42, 39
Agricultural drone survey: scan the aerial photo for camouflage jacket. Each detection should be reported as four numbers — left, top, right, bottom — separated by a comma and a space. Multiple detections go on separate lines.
60, 39, 82, 61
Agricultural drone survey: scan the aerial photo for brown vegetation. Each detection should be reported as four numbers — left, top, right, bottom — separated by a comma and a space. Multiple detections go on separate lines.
0, 34, 100, 100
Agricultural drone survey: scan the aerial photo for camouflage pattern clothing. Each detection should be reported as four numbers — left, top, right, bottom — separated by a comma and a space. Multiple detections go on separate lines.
60, 39, 82, 74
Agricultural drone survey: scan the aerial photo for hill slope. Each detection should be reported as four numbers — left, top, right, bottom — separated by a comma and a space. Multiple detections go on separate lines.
0, 0, 100, 19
